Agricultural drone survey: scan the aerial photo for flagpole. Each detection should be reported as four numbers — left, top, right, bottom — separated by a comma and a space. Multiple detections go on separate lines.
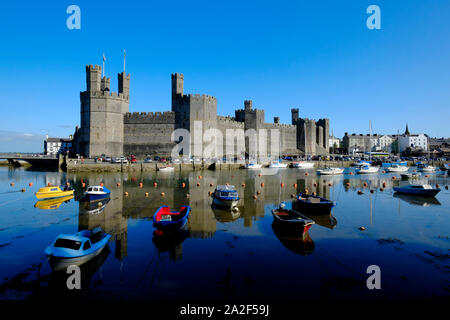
102, 53, 106, 77
123, 49, 126, 74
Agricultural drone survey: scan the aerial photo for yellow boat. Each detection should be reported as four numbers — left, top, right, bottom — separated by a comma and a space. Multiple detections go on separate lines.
34, 195, 74, 210
35, 186, 74, 200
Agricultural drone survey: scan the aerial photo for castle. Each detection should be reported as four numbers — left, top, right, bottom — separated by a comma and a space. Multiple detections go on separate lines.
73, 65, 329, 158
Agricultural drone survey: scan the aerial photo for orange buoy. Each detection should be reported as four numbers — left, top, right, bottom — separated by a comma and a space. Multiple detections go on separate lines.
304, 189, 309, 194
124, 192, 129, 196
328, 183, 332, 187
380, 188, 384, 191
29, 183, 33, 187
161, 192, 165, 197
100, 183, 104, 187
153, 182, 158, 187
117, 182, 121, 187
345, 182, 350, 187
181, 182, 186, 188
47, 183, 51, 186
257, 190, 261, 195
242, 183, 246, 187
363, 183, 368, 187
139, 182, 143, 188
312, 191, 317, 196
425, 175, 429, 178
185, 193, 190, 198
293, 183, 297, 188
253, 195, 258, 199
349, 172, 354, 175
313, 183, 317, 187
305, 172, 309, 176
198, 176, 203, 180
208, 191, 212, 196
10, 182, 14, 187
197, 182, 200, 187
392, 176, 396, 180
357, 190, 363, 195
258, 173, 262, 177
436, 184, 440, 188
261, 183, 264, 187
280, 183, 284, 188
21, 188, 26, 192
145, 192, 149, 197
82, 182, 86, 188
210, 183, 213, 187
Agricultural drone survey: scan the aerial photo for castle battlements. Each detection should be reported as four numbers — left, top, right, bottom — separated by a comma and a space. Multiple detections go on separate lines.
80, 90, 129, 101
267, 123, 297, 129
124, 111, 175, 124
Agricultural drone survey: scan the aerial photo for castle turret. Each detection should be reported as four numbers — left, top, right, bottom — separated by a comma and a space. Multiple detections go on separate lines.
171, 73, 184, 110
291, 108, 299, 125
78, 64, 130, 158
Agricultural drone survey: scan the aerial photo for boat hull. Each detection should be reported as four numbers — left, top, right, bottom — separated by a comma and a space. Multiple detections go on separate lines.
317, 168, 344, 175
48, 245, 108, 272
35, 190, 74, 200
393, 187, 440, 196
212, 196, 239, 208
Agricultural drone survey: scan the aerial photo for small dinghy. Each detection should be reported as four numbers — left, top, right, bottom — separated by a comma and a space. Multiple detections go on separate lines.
84, 185, 111, 201
45, 227, 111, 271
153, 206, 190, 232
272, 203, 315, 229
35, 186, 74, 200
212, 185, 240, 208
34, 194, 74, 210
294, 192, 335, 214
268, 161, 288, 168
393, 184, 440, 196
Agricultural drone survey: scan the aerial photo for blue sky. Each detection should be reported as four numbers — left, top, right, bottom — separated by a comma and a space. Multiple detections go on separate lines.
0, 0, 449, 152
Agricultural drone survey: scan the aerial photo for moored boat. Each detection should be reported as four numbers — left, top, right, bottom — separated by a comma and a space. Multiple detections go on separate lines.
158, 166, 175, 172
294, 193, 335, 214
212, 185, 240, 208
385, 164, 409, 173
34, 195, 74, 210
44, 227, 111, 271
356, 164, 380, 174
393, 184, 440, 196
84, 185, 111, 201
245, 162, 262, 169
268, 161, 288, 168
35, 186, 74, 200
316, 167, 344, 175
272, 203, 315, 229
153, 205, 190, 232
418, 164, 436, 173
291, 161, 314, 169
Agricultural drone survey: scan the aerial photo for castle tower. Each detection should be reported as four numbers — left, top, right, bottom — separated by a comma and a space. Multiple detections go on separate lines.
79, 64, 130, 157
291, 108, 299, 125
171, 73, 184, 110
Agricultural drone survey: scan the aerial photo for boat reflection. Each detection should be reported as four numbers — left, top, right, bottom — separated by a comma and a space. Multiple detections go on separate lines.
152, 225, 189, 261
34, 195, 74, 210
79, 197, 111, 215
211, 205, 241, 223
271, 221, 315, 256
393, 193, 441, 206
302, 212, 337, 229
47, 245, 110, 293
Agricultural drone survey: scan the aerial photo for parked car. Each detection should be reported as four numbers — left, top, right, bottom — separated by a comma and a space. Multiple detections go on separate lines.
144, 157, 153, 163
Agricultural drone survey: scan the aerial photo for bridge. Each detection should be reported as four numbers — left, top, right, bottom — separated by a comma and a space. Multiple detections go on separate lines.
0, 153, 61, 168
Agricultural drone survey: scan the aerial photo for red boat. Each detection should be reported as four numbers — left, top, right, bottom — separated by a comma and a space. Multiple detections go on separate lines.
152, 206, 190, 232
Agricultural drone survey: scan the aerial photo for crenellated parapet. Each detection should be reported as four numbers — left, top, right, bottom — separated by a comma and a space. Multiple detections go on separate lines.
217, 115, 245, 128
80, 90, 129, 102
124, 111, 175, 124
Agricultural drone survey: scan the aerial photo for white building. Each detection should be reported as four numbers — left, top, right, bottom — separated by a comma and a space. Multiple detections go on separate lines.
329, 136, 340, 152
398, 133, 428, 153
44, 135, 73, 155
375, 135, 394, 152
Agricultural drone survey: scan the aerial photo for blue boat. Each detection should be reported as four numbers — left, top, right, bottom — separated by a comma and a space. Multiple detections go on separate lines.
294, 192, 335, 215
45, 227, 111, 271
212, 185, 240, 208
393, 184, 440, 196
83, 185, 111, 201
153, 205, 190, 232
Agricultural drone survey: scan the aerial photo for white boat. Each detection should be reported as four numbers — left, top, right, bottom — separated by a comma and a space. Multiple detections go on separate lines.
158, 166, 174, 172
317, 167, 344, 175
401, 173, 419, 179
269, 161, 288, 169
419, 165, 436, 173
245, 162, 262, 170
212, 185, 240, 208
353, 160, 371, 167
385, 164, 409, 173
356, 164, 380, 174
291, 161, 314, 169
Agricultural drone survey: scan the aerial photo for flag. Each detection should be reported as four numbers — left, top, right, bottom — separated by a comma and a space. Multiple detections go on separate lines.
103, 53, 106, 62
124, 49, 126, 58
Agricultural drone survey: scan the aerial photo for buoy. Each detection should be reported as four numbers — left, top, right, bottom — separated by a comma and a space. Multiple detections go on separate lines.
241, 183, 246, 187
10, 182, 14, 187
304, 189, 309, 194
382, 171, 386, 174
380, 188, 384, 191
82, 182, 86, 188
198, 176, 203, 180
436, 184, 440, 188
280, 183, 284, 188
370, 190, 374, 194
328, 183, 332, 187
313, 183, 317, 187
256, 190, 261, 195
210, 183, 213, 187
349, 172, 354, 175
253, 195, 258, 199
359, 226, 366, 231
258, 173, 262, 177
425, 175, 429, 178
312, 191, 317, 196
261, 183, 264, 187
305, 172, 309, 176
47, 183, 51, 186
197, 182, 200, 187
98, 202, 103, 207
124, 192, 128, 196
293, 183, 297, 188
145, 192, 149, 197
181, 182, 186, 188
208, 191, 212, 196
445, 186, 448, 190
153, 182, 158, 187
357, 190, 363, 195
161, 192, 165, 197
117, 182, 121, 187
21, 188, 25, 192
345, 182, 350, 187
392, 176, 396, 180
363, 182, 368, 187
139, 182, 143, 188
291, 194, 295, 198
100, 183, 104, 187
185, 193, 190, 198
29, 183, 33, 187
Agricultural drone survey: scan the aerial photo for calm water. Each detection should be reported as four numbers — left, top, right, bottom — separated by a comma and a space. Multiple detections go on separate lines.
0, 166, 449, 301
